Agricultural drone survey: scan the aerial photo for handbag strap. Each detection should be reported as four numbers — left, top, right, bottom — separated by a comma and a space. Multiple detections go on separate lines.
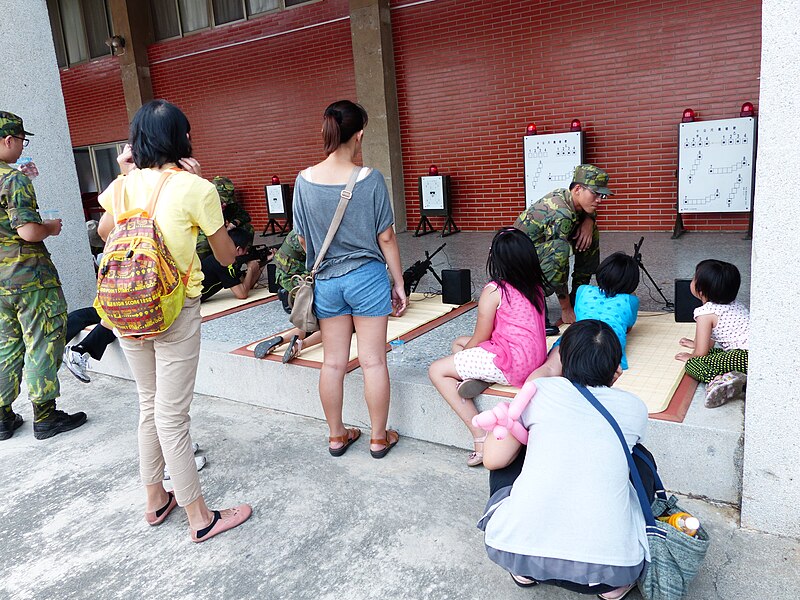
571, 383, 663, 536
309, 166, 364, 276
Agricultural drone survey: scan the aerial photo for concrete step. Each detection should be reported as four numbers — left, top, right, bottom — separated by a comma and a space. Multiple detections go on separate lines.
82, 303, 743, 505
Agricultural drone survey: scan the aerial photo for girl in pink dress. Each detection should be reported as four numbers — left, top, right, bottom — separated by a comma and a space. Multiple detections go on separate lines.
429, 228, 548, 466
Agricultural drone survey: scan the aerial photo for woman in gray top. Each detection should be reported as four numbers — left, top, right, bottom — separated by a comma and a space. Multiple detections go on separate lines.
293, 100, 407, 459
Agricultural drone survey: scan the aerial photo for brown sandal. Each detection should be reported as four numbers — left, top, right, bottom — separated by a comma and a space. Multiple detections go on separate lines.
370, 429, 399, 459
329, 427, 361, 457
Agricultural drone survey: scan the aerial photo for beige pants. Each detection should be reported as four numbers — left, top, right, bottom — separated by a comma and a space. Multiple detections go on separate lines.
120, 296, 203, 507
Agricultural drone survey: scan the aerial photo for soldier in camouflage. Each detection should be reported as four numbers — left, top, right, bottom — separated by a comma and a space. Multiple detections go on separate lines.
514, 164, 612, 325
274, 230, 307, 299
252, 229, 322, 362
0, 112, 87, 440
196, 176, 254, 260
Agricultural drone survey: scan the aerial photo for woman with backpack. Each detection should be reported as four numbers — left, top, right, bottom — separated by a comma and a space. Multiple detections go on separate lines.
97, 100, 251, 542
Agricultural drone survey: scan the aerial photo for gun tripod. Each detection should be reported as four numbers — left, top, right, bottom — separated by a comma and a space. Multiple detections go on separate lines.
634, 237, 674, 311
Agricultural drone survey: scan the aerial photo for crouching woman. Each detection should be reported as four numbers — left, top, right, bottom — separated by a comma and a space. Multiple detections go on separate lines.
478, 319, 649, 599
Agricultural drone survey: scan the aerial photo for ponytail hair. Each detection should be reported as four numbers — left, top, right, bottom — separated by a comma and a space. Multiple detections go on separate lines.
322, 100, 368, 155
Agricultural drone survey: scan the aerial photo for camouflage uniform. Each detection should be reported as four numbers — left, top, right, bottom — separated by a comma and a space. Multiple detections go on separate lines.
196, 176, 254, 259
0, 137, 66, 414
274, 230, 307, 292
514, 164, 611, 300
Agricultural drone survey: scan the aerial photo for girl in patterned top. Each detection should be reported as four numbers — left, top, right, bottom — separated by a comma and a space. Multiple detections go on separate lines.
675, 259, 749, 408
429, 228, 547, 467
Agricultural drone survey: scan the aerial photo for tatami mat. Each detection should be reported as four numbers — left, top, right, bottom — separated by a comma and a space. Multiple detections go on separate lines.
200, 286, 277, 322
232, 293, 477, 371
485, 312, 698, 422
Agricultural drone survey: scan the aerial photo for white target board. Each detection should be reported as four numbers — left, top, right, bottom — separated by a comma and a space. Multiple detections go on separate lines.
678, 117, 756, 213
266, 184, 285, 215
524, 132, 583, 207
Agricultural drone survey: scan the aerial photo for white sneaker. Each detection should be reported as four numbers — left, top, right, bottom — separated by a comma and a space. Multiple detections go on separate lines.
64, 346, 90, 383
163, 445, 205, 480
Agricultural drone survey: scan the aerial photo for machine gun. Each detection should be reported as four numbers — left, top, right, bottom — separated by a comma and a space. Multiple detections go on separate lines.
403, 243, 446, 295
236, 244, 277, 269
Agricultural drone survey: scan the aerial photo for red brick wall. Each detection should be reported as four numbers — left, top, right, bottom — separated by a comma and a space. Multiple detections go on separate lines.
60, 57, 129, 147
59, 0, 761, 232
148, 0, 354, 231
391, 0, 761, 232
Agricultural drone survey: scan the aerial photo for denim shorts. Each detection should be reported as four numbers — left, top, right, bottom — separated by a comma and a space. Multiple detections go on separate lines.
314, 260, 392, 319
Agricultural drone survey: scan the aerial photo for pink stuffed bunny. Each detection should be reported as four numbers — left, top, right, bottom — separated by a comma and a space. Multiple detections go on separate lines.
471, 380, 537, 445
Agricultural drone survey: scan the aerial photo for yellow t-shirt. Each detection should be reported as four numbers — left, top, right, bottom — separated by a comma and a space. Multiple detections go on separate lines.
98, 168, 224, 298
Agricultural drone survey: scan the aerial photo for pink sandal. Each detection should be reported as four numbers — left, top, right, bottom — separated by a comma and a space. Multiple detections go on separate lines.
191, 503, 252, 543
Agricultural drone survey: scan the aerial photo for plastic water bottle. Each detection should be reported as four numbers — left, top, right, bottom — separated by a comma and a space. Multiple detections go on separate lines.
658, 512, 700, 537
388, 339, 405, 364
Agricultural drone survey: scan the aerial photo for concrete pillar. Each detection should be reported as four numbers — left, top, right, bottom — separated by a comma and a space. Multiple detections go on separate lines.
741, 0, 800, 537
349, 0, 407, 231
0, 0, 97, 309
107, 0, 154, 121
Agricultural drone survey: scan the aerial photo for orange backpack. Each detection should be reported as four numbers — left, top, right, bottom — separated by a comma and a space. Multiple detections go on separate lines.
94, 169, 191, 337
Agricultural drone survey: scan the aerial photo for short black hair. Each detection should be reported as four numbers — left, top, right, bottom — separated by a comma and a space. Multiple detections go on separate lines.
596, 252, 640, 297
130, 99, 192, 169
560, 319, 622, 387
693, 259, 741, 304
228, 227, 253, 250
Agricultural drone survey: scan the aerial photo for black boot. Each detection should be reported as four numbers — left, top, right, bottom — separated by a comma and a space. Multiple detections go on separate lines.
32, 400, 87, 440
0, 406, 23, 441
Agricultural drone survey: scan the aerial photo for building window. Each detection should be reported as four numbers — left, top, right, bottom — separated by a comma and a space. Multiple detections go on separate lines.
47, 0, 113, 68
73, 142, 126, 221
151, 0, 314, 41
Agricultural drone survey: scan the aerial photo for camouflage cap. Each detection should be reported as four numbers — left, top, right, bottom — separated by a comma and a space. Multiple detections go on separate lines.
0, 111, 34, 138
212, 175, 235, 204
572, 164, 613, 195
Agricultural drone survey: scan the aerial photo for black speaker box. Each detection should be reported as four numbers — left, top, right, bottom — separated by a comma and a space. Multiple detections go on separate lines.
442, 269, 471, 305
266, 263, 279, 293
674, 278, 702, 322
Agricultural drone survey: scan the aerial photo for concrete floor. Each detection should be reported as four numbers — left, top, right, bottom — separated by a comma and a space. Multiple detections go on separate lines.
1, 373, 798, 600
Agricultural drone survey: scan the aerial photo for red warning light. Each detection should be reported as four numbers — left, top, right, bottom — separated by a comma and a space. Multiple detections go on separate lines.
525, 122, 537, 135
570, 119, 581, 132
428, 165, 439, 176
271, 175, 280, 185
681, 108, 696, 123
740, 102, 755, 117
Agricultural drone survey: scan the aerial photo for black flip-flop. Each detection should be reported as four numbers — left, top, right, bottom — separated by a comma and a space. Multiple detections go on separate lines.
282, 334, 300, 363
329, 428, 361, 457
370, 429, 399, 459
254, 336, 283, 359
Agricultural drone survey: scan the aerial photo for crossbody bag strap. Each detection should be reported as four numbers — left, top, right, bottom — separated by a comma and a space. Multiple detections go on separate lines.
309, 166, 364, 276
571, 383, 662, 535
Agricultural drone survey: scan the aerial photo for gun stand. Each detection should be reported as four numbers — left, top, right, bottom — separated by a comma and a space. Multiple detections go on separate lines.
410, 263, 443, 293
414, 215, 437, 237
634, 237, 674, 311
262, 218, 290, 237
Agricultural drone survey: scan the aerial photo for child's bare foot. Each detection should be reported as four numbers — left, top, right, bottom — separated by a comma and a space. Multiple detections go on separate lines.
679, 337, 695, 349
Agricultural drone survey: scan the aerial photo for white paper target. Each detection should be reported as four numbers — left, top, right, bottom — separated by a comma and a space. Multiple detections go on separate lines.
524, 132, 583, 207
678, 117, 755, 213
420, 176, 445, 211
266, 184, 285, 214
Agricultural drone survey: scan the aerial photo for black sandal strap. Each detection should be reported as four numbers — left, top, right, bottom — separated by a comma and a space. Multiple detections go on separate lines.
195, 511, 221, 539
154, 492, 174, 518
